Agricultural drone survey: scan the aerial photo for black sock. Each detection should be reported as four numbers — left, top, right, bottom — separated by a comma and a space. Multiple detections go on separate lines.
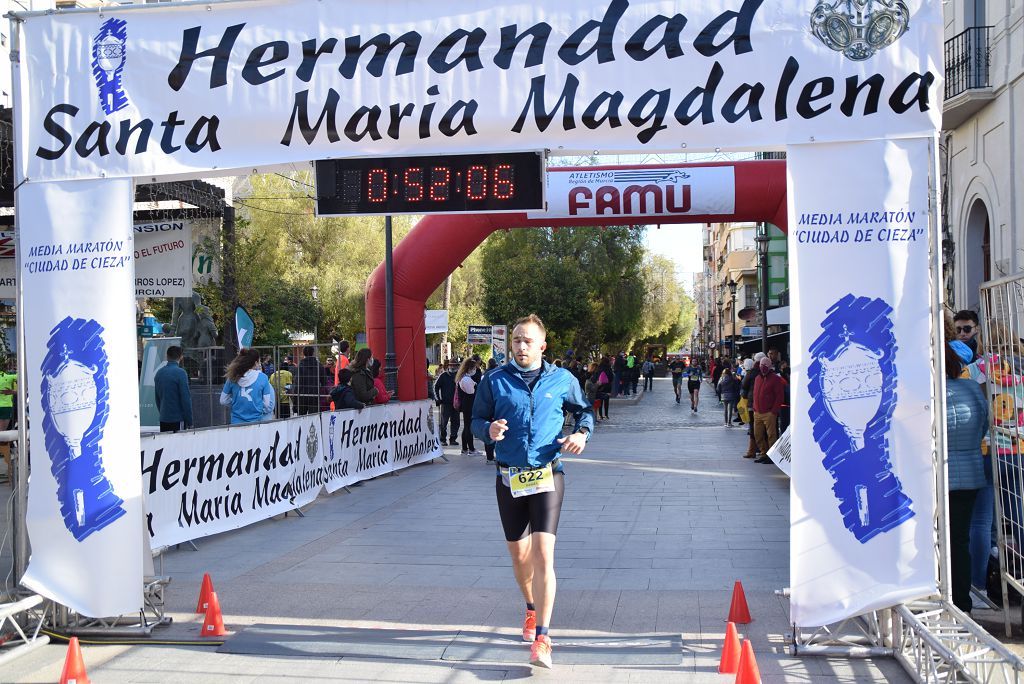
536, 626, 549, 638
526, 603, 535, 611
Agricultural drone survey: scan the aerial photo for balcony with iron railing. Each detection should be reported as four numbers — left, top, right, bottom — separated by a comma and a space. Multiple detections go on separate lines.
943, 26, 996, 129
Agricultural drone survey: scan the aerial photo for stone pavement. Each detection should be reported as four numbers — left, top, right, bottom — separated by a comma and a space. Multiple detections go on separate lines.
5, 378, 911, 682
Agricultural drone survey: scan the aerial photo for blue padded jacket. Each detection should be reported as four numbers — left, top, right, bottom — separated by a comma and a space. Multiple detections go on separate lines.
472, 361, 594, 470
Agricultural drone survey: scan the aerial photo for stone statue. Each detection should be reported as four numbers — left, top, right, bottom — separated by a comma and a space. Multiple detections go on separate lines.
167, 293, 217, 349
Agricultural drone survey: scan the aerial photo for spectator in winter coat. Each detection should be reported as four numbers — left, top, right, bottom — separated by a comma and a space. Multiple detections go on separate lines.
751, 357, 785, 463
349, 348, 379, 404
370, 358, 392, 404
154, 345, 192, 432
434, 359, 461, 446
945, 341, 989, 613
294, 346, 325, 415
717, 368, 741, 427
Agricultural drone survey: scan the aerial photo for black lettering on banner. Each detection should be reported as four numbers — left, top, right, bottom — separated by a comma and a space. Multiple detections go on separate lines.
625, 14, 688, 61
797, 77, 834, 118
674, 61, 725, 125
889, 72, 935, 113
493, 23, 551, 69
774, 56, 800, 121
841, 74, 884, 117
387, 103, 416, 139
243, 40, 290, 85
168, 23, 246, 91
36, 103, 76, 160
557, 0, 628, 66
160, 111, 187, 153
427, 28, 487, 73
340, 32, 422, 79
281, 90, 341, 146
512, 74, 578, 133
627, 89, 670, 144
75, 121, 111, 157
115, 119, 154, 155
297, 38, 339, 82
438, 100, 479, 137
694, 0, 763, 57
722, 83, 764, 123
582, 91, 624, 130
185, 116, 222, 152
344, 106, 384, 142
419, 85, 440, 139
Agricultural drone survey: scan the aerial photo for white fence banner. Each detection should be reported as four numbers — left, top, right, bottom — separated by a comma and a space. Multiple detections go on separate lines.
141, 401, 441, 545
765, 426, 792, 477
141, 414, 325, 548
18, 0, 942, 183
532, 165, 735, 219
788, 137, 936, 627
323, 401, 442, 492
133, 220, 192, 298
425, 309, 449, 335
0, 253, 14, 299
20, 178, 143, 618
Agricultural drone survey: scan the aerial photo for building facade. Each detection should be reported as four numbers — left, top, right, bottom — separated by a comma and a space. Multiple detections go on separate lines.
943, 0, 1024, 313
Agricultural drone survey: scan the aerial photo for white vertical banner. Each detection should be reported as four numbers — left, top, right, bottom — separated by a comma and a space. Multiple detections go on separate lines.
19, 178, 143, 617
491, 325, 508, 366
788, 138, 937, 627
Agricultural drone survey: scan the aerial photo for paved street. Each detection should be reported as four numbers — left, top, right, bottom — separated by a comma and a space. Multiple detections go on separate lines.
5, 378, 910, 682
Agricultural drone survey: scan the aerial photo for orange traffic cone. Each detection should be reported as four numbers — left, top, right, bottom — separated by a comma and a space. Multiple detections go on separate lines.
59, 636, 90, 684
728, 581, 752, 624
735, 639, 761, 683
195, 573, 214, 614
200, 591, 227, 637
718, 621, 742, 674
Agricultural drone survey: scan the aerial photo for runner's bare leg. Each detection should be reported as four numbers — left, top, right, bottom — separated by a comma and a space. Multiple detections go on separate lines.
530, 531, 557, 628
508, 538, 535, 605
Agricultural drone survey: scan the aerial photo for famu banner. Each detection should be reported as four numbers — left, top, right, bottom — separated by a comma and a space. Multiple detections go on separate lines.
323, 400, 442, 492
17, 0, 941, 182
141, 413, 324, 548
531, 165, 735, 219
20, 179, 143, 618
788, 137, 936, 627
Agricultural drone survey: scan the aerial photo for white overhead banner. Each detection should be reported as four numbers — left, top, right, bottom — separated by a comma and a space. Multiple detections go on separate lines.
141, 401, 441, 546
133, 220, 192, 298
141, 413, 324, 548
532, 165, 735, 219
17, 0, 942, 182
788, 137, 936, 627
19, 178, 143, 618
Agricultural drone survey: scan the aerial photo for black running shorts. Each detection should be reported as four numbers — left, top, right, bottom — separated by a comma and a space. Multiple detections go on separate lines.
688, 380, 700, 393
495, 471, 565, 542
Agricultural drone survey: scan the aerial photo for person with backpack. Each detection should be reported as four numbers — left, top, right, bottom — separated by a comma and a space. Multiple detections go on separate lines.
641, 357, 655, 392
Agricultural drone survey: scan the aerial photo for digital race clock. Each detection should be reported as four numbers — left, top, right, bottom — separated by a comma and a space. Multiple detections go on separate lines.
314, 151, 546, 216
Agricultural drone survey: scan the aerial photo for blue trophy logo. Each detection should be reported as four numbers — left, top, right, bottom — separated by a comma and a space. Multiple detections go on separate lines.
807, 295, 914, 543
40, 317, 125, 541
92, 18, 128, 115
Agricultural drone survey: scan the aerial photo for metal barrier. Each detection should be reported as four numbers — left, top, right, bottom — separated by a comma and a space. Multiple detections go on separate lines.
980, 274, 1024, 637
183, 342, 350, 427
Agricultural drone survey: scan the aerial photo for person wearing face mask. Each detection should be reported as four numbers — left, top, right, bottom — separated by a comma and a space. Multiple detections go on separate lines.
349, 348, 379, 405
752, 356, 785, 464
471, 314, 594, 670
953, 310, 981, 362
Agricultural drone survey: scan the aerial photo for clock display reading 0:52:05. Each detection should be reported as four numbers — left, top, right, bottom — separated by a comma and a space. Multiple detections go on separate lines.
314, 152, 546, 216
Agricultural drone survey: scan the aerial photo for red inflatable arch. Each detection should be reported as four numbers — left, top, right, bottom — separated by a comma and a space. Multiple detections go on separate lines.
366, 160, 787, 401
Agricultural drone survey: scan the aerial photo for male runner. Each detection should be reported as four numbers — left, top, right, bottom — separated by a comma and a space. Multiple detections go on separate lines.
686, 362, 703, 413
668, 356, 686, 403
472, 314, 594, 669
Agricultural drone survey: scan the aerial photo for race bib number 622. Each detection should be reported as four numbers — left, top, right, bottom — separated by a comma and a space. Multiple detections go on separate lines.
508, 464, 555, 498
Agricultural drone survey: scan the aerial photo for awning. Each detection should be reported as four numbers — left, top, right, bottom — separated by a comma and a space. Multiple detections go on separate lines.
736, 331, 790, 356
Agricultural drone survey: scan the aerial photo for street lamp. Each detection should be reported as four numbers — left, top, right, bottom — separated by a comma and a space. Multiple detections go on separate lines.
728, 279, 738, 356
310, 284, 319, 345
754, 224, 771, 356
